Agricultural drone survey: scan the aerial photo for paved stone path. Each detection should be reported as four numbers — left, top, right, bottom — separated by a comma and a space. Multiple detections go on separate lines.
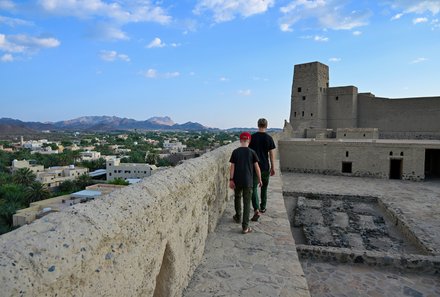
184, 164, 311, 297
184, 168, 440, 297
301, 260, 440, 297
282, 172, 440, 297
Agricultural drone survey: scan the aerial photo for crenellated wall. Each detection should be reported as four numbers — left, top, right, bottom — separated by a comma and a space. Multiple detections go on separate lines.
0, 143, 235, 297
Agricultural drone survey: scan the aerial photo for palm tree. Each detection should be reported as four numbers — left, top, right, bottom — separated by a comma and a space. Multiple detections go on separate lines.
12, 168, 36, 187
75, 174, 93, 190
25, 182, 50, 205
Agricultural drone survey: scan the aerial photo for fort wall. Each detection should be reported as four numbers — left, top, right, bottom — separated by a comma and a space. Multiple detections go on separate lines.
0, 143, 235, 297
357, 95, 440, 136
278, 139, 434, 181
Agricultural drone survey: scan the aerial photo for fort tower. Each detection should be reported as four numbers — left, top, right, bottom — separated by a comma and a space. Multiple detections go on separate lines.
290, 62, 329, 136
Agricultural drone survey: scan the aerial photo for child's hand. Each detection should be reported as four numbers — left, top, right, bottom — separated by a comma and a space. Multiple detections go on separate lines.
258, 179, 262, 187
229, 180, 235, 189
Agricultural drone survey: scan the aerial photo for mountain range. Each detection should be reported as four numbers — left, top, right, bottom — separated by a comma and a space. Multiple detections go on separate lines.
0, 116, 213, 134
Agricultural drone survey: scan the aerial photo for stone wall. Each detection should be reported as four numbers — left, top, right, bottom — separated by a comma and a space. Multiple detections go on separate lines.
357, 95, 440, 135
0, 143, 235, 297
278, 139, 437, 181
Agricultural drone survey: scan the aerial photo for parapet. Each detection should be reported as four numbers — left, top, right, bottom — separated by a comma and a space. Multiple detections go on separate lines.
0, 143, 235, 297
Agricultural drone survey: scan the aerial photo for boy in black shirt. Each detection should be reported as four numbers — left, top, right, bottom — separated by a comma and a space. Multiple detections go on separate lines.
229, 132, 262, 234
249, 118, 276, 221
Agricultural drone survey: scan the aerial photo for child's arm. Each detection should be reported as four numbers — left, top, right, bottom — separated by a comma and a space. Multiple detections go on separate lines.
229, 163, 235, 189
254, 162, 262, 187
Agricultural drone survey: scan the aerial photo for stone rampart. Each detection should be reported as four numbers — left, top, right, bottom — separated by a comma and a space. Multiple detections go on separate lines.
0, 143, 235, 297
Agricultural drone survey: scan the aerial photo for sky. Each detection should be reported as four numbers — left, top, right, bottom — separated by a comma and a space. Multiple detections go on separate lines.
0, 0, 439, 129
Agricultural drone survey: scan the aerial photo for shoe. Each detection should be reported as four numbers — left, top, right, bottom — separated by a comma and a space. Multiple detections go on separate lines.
233, 215, 240, 224
260, 208, 266, 213
242, 227, 253, 234
251, 212, 260, 222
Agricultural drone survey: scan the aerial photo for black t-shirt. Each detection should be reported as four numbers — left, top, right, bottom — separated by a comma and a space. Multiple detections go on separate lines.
249, 132, 276, 172
229, 147, 259, 187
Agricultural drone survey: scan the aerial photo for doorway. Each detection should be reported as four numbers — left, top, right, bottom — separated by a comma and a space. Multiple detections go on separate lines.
425, 149, 440, 179
389, 159, 402, 180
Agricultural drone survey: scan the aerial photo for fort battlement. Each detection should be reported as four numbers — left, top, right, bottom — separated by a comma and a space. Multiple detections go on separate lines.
0, 143, 234, 296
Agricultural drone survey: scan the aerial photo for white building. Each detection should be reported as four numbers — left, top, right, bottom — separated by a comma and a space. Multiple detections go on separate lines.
36, 165, 89, 188
11, 159, 44, 174
163, 140, 187, 153
106, 158, 156, 181
80, 151, 101, 161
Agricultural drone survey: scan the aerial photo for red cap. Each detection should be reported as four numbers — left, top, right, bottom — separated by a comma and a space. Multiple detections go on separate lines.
239, 132, 251, 141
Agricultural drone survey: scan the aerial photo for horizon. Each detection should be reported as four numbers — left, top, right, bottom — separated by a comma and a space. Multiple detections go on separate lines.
1, 1, 440, 129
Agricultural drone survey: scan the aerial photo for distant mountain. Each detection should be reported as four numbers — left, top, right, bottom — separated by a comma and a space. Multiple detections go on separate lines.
0, 116, 213, 133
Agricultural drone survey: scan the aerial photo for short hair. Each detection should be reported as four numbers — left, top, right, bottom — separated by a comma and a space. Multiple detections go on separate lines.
257, 118, 268, 128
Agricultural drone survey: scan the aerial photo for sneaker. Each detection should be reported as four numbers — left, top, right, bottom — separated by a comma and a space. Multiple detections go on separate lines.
251, 212, 260, 222
233, 215, 240, 223
242, 227, 253, 234
260, 208, 266, 213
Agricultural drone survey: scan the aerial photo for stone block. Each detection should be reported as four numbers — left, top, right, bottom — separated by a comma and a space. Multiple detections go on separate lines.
347, 233, 365, 250
303, 226, 334, 246
332, 212, 349, 229
358, 215, 377, 230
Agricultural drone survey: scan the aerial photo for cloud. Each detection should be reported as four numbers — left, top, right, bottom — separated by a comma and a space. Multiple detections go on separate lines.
301, 35, 329, 42
1, 53, 13, 62
38, 0, 171, 24
314, 35, 328, 42
391, 13, 403, 20
280, 23, 293, 32
410, 57, 428, 64
219, 76, 229, 82
352, 30, 362, 36
0, 16, 33, 27
413, 17, 428, 24
0, 0, 15, 10
391, 1, 440, 15
279, 0, 370, 32
194, 0, 275, 23
328, 57, 341, 62
0, 33, 60, 54
238, 89, 251, 96
37, 0, 171, 41
99, 50, 130, 62
141, 68, 180, 79
87, 23, 129, 41
164, 71, 180, 78
147, 37, 165, 48
432, 18, 440, 29
389, 1, 440, 29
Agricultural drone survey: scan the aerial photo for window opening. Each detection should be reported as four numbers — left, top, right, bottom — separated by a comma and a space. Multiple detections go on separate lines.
342, 162, 352, 173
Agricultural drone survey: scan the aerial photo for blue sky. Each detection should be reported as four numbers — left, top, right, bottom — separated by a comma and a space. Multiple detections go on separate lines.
0, 0, 439, 129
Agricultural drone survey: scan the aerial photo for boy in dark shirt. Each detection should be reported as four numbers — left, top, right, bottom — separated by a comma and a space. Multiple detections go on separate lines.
229, 132, 262, 234
249, 118, 276, 221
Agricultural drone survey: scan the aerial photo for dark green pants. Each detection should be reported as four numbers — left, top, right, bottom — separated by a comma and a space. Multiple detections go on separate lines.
234, 185, 252, 229
252, 171, 270, 211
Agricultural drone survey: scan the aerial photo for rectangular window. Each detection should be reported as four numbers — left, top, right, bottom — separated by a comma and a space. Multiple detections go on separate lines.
342, 162, 352, 173
302, 111, 304, 117
302, 96, 306, 100
298, 87, 302, 92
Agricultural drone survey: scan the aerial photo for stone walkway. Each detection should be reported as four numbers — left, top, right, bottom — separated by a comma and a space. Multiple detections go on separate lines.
184, 169, 440, 297
183, 164, 311, 297
282, 172, 440, 297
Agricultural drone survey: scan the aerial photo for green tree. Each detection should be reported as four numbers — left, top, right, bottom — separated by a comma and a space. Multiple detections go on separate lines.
75, 174, 93, 190
108, 178, 129, 186
25, 182, 50, 205
58, 180, 79, 194
0, 200, 22, 230
145, 152, 158, 165
12, 168, 36, 187
0, 183, 27, 205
